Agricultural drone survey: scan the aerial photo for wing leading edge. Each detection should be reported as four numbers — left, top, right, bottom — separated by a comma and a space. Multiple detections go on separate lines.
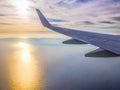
36, 8, 120, 55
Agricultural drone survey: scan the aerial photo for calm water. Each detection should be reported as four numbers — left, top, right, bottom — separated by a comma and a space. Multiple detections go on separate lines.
0, 38, 120, 90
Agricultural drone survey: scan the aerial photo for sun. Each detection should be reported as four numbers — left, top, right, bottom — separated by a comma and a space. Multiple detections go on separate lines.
13, 0, 30, 17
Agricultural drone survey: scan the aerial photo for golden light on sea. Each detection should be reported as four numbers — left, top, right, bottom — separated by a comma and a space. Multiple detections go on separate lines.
18, 42, 31, 62
8, 42, 44, 90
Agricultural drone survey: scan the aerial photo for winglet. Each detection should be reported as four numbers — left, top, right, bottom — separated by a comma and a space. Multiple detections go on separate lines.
35, 8, 51, 28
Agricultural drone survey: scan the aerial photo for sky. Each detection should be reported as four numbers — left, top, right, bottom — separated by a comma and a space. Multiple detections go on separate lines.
0, 0, 120, 35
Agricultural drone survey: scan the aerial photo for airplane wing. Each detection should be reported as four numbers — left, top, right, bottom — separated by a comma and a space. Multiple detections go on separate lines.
36, 8, 120, 55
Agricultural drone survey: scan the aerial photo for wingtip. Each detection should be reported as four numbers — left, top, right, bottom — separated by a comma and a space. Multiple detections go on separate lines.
35, 8, 39, 11
35, 8, 51, 28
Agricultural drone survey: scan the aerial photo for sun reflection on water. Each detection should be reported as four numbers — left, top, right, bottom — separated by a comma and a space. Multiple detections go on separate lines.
18, 42, 31, 62
8, 42, 44, 90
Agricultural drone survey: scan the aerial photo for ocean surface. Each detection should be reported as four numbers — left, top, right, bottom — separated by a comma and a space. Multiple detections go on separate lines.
0, 37, 120, 90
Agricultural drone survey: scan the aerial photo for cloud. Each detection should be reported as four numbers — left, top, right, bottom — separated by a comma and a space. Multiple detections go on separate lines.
0, 23, 12, 25
82, 21, 95, 25
0, 14, 6, 16
111, 17, 120, 21
56, 0, 93, 9
112, 0, 120, 2
0, 0, 120, 33
0, 5, 14, 8
28, 0, 120, 31
99, 21, 115, 24
48, 18, 68, 22
0, 13, 16, 17
76, 0, 93, 3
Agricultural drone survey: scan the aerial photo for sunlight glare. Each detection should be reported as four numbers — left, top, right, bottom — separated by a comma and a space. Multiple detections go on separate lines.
14, 0, 30, 17
18, 42, 30, 48
21, 48, 31, 62
18, 42, 31, 62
